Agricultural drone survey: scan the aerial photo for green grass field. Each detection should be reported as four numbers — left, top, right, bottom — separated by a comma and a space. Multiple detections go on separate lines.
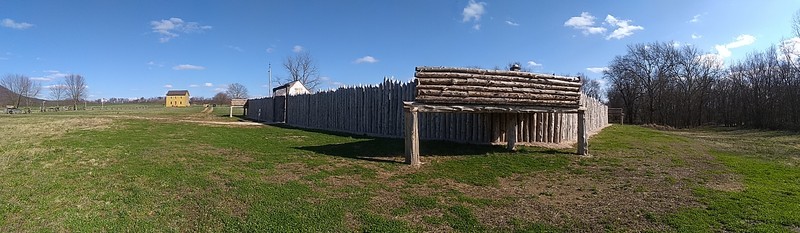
1, 108, 798, 232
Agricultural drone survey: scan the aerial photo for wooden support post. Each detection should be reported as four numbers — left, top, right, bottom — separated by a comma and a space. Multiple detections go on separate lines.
404, 108, 421, 166
577, 109, 588, 155
229, 106, 234, 117
506, 113, 517, 151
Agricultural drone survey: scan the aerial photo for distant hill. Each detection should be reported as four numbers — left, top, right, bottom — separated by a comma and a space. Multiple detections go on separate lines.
0, 85, 47, 108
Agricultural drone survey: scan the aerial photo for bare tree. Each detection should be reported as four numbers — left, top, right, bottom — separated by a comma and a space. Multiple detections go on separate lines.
212, 92, 231, 105
0, 74, 40, 107
64, 74, 87, 110
283, 51, 321, 90
580, 76, 603, 100
226, 83, 249, 99
49, 83, 67, 108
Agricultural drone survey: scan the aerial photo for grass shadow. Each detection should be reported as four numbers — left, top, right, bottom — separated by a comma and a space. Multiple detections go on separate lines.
296, 138, 510, 164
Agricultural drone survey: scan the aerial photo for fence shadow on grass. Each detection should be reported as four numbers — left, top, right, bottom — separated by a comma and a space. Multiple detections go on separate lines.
268, 123, 570, 164
296, 138, 511, 164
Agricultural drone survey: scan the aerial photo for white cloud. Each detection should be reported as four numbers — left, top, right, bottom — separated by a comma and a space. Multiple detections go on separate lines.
1, 18, 34, 29
150, 18, 211, 43
564, 12, 607, 35
226, 45, 243, 52
214, 87, 226, 92
292, 45, 303, 53
266, 48, 274, 53
164, 84, 173, 88
189, 84, 199, 87
698, 54, 725, 69
31, 70, 68, 82
472, 24, 481, 30
172, 64, 206, 70
44, 84, 67, 89
31, 77, 53, 81
689, 14, 702, 23
714, 34, 756, 58
691, 33, 702, 39
354, 56, 379, 64
725, 34, 756, 48
204, 83, 213, 87
586, 67, 609, 73
505, 20, 519, 26
605, 15, 644, 40
672, 41, 682, 47
462, 0, 486, 22
526, 60, 542, 67
778, 37, 800, 62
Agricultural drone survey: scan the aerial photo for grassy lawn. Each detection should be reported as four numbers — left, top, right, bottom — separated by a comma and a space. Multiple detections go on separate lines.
1, 108, 798, 232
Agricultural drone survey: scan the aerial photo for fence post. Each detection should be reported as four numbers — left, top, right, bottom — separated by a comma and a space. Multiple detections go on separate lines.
577, 109, 588, 155
404, 107, 421, 166
506, 113, 517, 151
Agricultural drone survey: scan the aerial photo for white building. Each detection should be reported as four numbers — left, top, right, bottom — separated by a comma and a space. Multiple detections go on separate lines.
273, 81, 310, 96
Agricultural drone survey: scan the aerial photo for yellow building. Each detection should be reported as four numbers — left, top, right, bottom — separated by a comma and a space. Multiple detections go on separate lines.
165, 90, 190, 107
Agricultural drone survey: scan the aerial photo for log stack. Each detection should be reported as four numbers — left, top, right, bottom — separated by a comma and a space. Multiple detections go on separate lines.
414, 66, 582, 108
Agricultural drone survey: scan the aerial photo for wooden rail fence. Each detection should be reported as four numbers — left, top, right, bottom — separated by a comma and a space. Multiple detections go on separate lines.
245, 79, 608, 145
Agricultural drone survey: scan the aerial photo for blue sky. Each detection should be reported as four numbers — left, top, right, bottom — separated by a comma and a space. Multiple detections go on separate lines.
2, 0, 799, 99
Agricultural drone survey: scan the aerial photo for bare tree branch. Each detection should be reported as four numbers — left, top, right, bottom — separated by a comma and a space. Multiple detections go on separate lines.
283, 51, 321, 91
226, 83, 249, 99
64, 74, 87, 110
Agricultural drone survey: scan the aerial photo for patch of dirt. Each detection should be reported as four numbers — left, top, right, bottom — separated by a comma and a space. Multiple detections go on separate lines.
207, 173, 249, 218
705, 173, 745, 192
264, 162, 306, 184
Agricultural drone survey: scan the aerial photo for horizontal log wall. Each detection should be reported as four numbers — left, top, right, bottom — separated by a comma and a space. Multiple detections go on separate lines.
415, 66, 582, 108
246, 79, 608, 145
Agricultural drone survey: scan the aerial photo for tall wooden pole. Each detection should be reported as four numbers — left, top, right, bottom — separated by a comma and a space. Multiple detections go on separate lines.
404, 107, 420, 166
577, 109, 588, 155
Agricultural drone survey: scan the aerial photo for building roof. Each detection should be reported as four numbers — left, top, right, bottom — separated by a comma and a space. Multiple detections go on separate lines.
165, 90, 190, 96
272, 81, 303, 92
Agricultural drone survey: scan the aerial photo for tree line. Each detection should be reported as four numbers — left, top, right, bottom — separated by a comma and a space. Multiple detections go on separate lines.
604, 39, 800, 130
1, 74, 87, 110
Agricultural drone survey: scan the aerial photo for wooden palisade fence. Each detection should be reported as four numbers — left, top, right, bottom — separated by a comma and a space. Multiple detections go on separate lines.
245, 78, 608, 146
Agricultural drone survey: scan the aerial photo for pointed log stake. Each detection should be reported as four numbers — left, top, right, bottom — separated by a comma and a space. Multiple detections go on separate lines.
404, 107, 421, 166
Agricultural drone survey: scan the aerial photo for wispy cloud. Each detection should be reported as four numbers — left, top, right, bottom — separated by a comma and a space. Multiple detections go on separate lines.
564, 12, 607, 35
605, 15, 644, 40
292, 45, 304, 53
354, 56, 379, 64
226, 45, 243, 52
691, 33, 702, 39
189, 84, 199, 87
31, 77, 52, 81
714, 34, 756, 58
204, 83, 213, 87
1, 18, 34, 30
472, 24, 481, 30
173, 64, 206, 70
586, 67, 609, 73
266, 47, 275, 53
164, 84, 173, 88
689, 14, 702, 23
31, 70, 68, 82
526, 60, 542, 67
150, 18, 211, 43
505, 20, 519, 26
